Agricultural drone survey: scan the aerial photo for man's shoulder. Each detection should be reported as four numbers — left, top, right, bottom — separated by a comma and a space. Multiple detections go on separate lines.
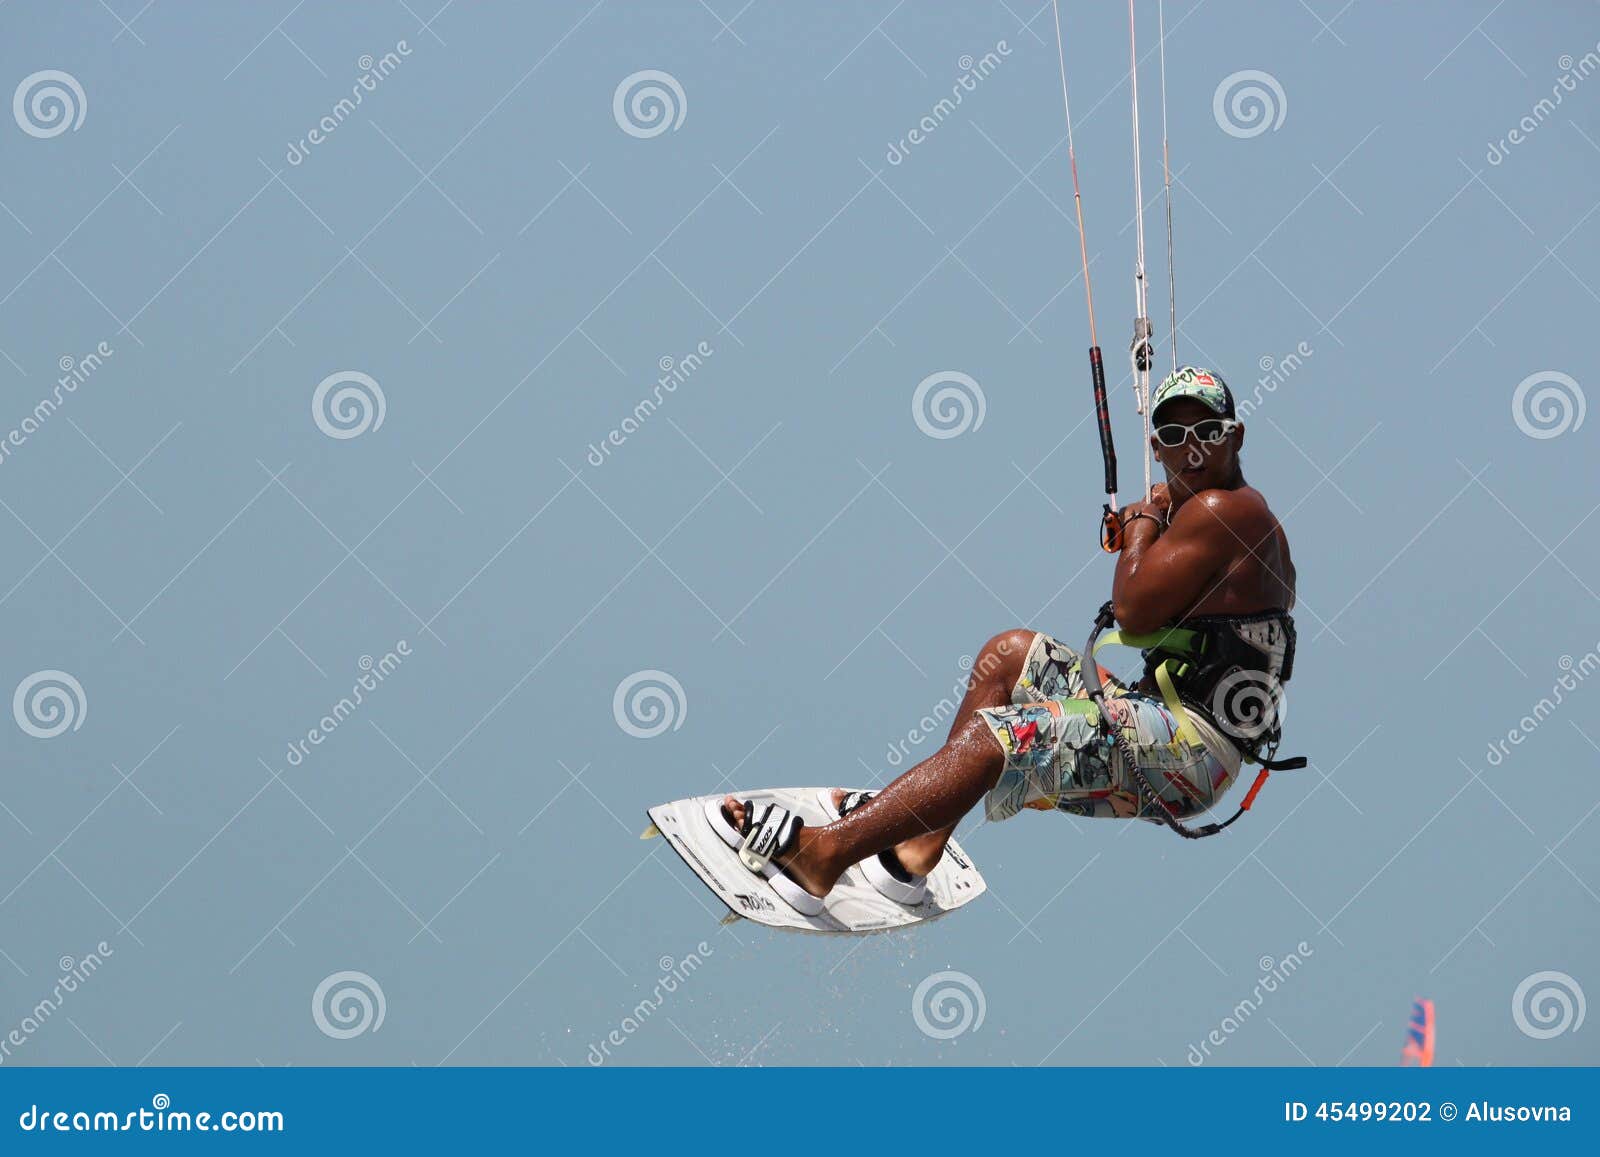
1173, 485, 1275, 535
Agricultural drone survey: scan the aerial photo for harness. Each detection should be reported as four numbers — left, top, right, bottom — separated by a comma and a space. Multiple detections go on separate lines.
1081, 601, 1307, 839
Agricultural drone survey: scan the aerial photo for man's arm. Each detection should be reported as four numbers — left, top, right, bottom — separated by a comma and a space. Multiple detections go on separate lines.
1279, 524, 1296, 610
1111, 491, 1246, 632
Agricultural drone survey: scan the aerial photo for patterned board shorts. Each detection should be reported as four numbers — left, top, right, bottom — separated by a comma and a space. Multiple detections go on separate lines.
977, 632, 1237, 823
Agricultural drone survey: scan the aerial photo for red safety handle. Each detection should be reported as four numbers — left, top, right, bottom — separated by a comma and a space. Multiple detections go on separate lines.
1238, 769, 1271, 812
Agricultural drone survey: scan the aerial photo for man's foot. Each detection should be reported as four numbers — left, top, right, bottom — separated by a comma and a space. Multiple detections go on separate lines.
721, 796, 836, 900
827, 789, 947, 879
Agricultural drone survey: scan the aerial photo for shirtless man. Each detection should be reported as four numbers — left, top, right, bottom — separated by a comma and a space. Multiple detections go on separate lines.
716, 366, 1298, 914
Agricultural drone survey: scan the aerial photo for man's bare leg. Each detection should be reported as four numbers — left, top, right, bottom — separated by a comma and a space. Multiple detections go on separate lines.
721, 629, 1034, 896
881, 627, 1033, 873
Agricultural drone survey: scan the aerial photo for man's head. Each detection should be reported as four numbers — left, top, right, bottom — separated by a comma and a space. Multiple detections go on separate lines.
1148, 366, 1244, 499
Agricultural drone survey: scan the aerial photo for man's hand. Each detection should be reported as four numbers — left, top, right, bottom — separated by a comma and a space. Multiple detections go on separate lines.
1118, 485, 1171, 533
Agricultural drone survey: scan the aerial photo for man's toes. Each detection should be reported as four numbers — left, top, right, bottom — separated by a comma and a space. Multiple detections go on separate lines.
722, 795, 746, 829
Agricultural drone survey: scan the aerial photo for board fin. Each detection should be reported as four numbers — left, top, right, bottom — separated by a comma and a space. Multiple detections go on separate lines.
639, 822, 660, 840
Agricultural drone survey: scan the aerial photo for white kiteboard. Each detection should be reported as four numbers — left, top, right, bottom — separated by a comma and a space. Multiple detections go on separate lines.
643, 786, 986, 934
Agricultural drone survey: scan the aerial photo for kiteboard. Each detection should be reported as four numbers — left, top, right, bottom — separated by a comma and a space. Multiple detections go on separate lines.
643, 786, 986, 934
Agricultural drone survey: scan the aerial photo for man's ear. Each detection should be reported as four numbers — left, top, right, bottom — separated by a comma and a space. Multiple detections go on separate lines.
1232, 422, 1246, 452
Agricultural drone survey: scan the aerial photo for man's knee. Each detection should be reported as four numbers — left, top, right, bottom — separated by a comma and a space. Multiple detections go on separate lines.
976, 629, 1034, 679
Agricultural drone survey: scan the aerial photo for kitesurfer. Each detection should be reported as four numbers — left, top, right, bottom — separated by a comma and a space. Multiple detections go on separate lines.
714, 366, 1300, 911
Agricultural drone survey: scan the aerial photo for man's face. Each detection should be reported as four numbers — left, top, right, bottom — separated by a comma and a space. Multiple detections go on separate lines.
1150, 397, 1242, 498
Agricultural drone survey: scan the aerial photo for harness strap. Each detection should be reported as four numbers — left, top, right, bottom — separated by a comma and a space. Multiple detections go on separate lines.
1254, 754, 1308, 771
1091, 626, 1206, 749
1153, 659, 1205, 749
1081, 601, 1306, 840
1092, 626, 1207, 655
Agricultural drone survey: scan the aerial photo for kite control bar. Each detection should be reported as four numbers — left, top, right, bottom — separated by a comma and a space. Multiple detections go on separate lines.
1089, 346, 1123, 553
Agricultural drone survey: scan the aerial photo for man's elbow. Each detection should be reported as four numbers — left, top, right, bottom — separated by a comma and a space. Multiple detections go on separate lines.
1113, 599, 1164, 635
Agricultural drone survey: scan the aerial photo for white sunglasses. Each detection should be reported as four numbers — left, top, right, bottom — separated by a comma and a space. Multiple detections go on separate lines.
1153, 417, 1238, 448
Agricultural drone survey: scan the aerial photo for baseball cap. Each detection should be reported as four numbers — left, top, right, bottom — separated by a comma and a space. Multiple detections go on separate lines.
1150, 365, 1236, 421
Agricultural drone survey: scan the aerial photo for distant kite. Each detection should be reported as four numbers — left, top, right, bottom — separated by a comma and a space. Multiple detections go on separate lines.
1401, 999, 1435, 1067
